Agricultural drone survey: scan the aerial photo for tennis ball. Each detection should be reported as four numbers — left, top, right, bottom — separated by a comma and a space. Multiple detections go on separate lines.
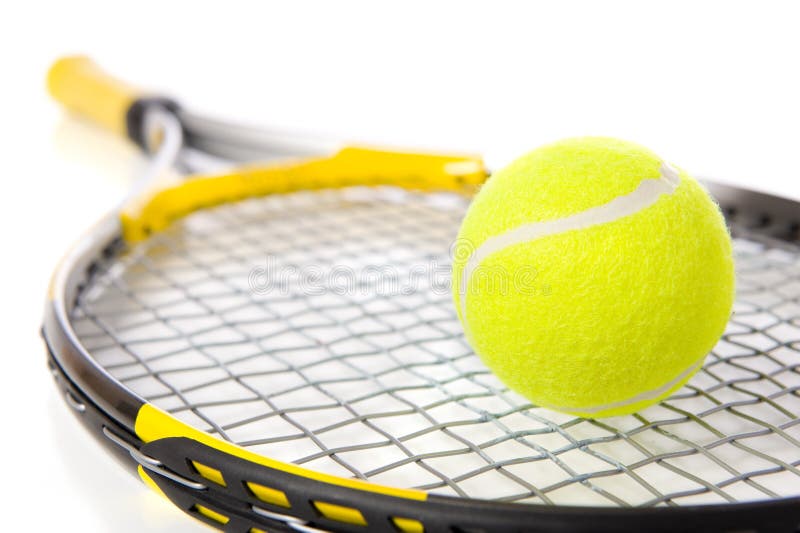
452, 137, 734, 418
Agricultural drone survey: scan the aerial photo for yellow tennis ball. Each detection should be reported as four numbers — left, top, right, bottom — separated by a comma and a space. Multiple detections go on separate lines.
452, 137, 734, 418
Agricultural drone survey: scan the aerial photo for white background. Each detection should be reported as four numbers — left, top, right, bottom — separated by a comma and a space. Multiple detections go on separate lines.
2, 1, 800, 531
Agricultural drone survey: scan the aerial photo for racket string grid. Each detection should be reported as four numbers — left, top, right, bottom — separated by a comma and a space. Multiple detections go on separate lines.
64, 188, 800, 531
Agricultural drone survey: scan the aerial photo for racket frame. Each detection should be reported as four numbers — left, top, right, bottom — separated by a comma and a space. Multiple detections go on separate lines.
43, 56, 800, 533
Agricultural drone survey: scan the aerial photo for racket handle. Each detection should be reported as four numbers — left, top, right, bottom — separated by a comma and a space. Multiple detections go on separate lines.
47, 56, 177, 146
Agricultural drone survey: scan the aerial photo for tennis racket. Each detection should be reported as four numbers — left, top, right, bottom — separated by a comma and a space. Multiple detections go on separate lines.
43, 56, 800, 533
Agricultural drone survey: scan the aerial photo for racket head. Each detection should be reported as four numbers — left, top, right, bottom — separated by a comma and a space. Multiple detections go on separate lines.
44, 56, 800, 533
44, 176, 800, 533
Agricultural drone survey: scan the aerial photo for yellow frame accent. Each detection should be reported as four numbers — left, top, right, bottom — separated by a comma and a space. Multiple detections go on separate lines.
246, 481, 291, 508
137, 465, 168, 499
135, 404, 428, 502
191, 460, 227, 486
392, 516, 426, 533
121, 146, 487, 242
194, 504, 230, 525
313, 501, 368, 526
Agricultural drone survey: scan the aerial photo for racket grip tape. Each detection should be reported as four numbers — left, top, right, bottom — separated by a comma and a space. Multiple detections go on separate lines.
47, 55, 178, 148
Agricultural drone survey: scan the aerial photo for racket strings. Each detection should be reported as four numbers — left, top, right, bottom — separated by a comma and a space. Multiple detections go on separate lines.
71, 188, 800, 508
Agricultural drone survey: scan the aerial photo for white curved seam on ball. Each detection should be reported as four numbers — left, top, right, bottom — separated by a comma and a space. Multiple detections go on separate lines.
458, 162, 681, 324
543, 356, 704, 414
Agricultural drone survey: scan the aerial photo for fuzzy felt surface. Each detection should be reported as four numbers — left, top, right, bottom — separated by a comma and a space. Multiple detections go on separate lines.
452, 137, 735, 418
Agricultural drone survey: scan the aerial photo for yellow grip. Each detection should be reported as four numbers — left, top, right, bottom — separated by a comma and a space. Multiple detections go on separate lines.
47, 55, 141, 136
